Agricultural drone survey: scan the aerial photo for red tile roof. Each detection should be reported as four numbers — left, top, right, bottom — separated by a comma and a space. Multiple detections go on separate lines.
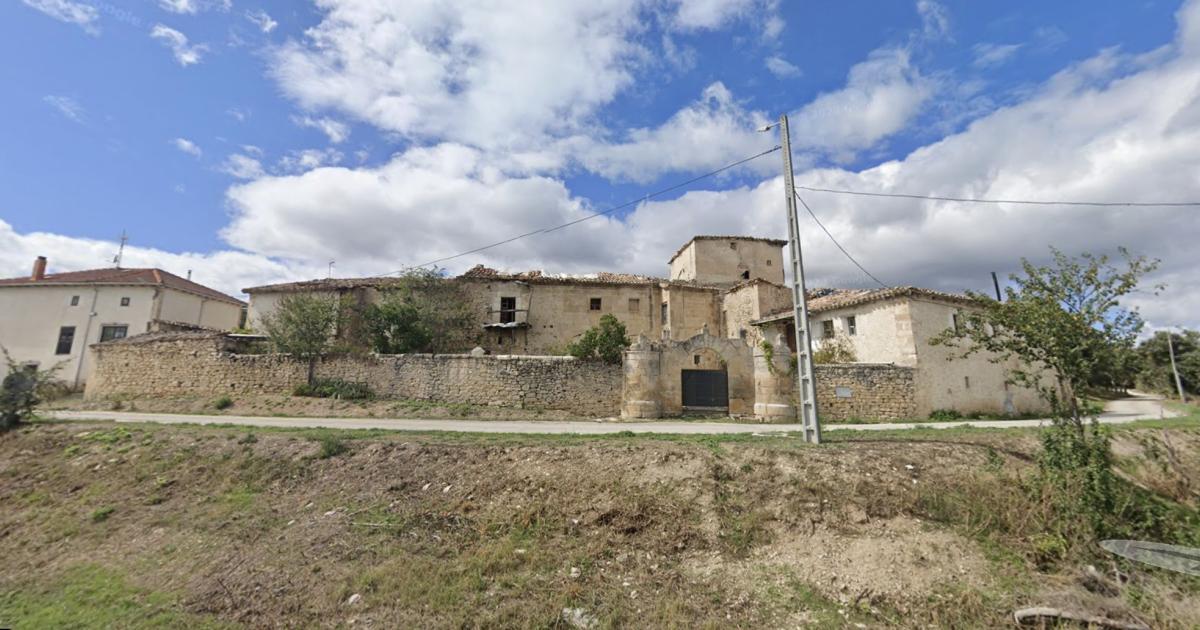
0, 267, 245, 305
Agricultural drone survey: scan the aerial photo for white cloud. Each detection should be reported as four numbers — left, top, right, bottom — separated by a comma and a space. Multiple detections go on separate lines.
574, 82, 774, 183
916, 0, 950, 41
246, 9, 277, 33
671, 0, 756, 30
226, 107, 248, 122
220, 153, 267, 179
277, 148, 344, 174
0, 219, 297, 299
42, 95, 85, 123
788, 48, 932, 158
172, 137, 202, 157
972, 42, 1023, 68
21, 0, 99, 35
150, 24, 207, 66
157, 0, 230, 14
240, 144, 264, 157
764, 55, 801, 78
294, 116, 350, 143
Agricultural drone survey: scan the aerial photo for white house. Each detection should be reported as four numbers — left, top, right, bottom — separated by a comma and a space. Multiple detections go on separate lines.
0, 257, 245, 388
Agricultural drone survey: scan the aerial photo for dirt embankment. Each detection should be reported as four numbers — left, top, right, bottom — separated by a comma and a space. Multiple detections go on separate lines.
1, 422, 1197, 628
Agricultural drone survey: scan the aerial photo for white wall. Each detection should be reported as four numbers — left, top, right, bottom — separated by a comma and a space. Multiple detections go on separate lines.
810, 300, 917, 366
158, 289, 243, 330
0, 285, 156, 387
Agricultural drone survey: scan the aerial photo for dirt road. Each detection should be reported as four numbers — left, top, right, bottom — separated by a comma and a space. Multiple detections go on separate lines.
45, 394, 1177, 434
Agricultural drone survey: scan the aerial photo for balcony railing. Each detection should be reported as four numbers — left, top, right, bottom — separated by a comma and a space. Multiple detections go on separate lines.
483, 307, 530, 327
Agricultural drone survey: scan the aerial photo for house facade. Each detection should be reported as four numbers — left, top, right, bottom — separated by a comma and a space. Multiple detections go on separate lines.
0, 257, 246, 387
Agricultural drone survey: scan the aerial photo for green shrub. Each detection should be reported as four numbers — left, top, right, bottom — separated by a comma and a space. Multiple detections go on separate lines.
316, 436, 348, 459
1, 348, 64, 431
212, 396, 234, 410
293, 379, 373, 400
567, 314, 629, 364
928, 409, 962, 421
90, 507, 115, 523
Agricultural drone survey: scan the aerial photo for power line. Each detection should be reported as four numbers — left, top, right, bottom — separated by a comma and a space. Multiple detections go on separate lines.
795, 185, 1200, 208
794, 190, 889, 289
387, 146, 782, 274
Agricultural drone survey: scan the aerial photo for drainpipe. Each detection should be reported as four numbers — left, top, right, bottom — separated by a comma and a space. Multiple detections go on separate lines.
72, 286, 100, 389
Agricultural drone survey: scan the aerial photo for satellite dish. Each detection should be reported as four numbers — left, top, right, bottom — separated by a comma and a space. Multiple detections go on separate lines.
1100, 540, 1200, 576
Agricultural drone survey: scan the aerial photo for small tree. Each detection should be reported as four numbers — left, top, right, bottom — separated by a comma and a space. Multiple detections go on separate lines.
567, 314, 630, 364
358, 269, 479, 354
812, 334, 857, 364
1, 349, 63, 431
259, 293, 347, 384
931, 247, 1159, 536
1136, 329, 1199, 396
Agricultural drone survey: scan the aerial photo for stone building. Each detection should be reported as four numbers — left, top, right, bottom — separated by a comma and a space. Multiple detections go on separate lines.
243, 235, 1049, 419
0, 257, 245, 388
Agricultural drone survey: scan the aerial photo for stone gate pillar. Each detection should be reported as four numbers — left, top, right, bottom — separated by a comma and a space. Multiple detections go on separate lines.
621, 334, 662, 419
753, 332, 797, 421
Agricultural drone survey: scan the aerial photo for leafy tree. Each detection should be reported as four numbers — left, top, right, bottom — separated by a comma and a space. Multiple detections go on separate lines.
358, 269, 479, 354
1136, 329, 1199, 396
259, 293, 348, 384
812, 334, 857, 364
931, 247, 1159, 536
567, 314, 630, 364
1, 348, 63, 431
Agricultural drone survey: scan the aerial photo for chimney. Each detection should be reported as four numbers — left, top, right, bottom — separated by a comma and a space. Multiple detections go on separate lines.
31, 256, 47, 281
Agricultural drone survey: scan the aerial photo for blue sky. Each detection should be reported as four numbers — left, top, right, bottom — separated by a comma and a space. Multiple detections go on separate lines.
3, 0, 1200, 329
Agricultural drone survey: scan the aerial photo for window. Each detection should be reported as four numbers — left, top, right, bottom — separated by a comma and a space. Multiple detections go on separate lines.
661, 302, 668, 323
964, 376, 971, 389
729, 241, 737, 250
766, 259, 772, 266
100, 325, 128, 342
740, 270, 750, 280
120, 297, 130, 307
499, 296, 517, 324
497, 335, 504, 345
55, 326, 75, 355
628, 298, 640, 313
693, 355, 701, 365
846, 316, 857, 336
589, 297, 602, 311
69, 295, 80, 306
821, 319, 835, 338
738, 328, 747, 340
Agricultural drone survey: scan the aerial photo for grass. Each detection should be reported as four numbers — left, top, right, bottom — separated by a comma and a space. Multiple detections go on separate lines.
0, 565, 229, 629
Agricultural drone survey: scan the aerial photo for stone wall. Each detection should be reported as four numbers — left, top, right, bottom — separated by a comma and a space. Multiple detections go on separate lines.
86, 332, 622, 417
811, 364, 917, 421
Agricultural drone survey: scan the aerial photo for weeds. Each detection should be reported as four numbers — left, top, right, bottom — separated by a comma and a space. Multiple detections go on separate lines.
293, 379, 373, 400
90, 507, 114, 523
316, 435, 348, 459
212, 396, 234, 410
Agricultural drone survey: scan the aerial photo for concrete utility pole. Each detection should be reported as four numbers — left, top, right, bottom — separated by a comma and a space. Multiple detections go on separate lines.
1167, 331, 1187, 403
779, 114, 821, 444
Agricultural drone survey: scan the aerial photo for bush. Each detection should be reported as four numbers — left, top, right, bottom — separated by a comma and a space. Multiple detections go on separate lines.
928, 409, 962, 421
812, 334, 857, 364
567, 314, 629, 364
213, 396, 234, 410
316, 436, 348, 459
1, 349, 63, 432
293, 379, 373, 400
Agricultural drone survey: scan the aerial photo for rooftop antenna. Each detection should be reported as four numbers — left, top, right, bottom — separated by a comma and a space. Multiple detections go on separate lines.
113, 230, 128, 268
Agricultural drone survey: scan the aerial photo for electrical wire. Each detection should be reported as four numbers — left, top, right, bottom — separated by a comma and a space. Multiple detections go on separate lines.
795, 185, 1200, 207
794, 190, 889, 289
385, 145, 782, 274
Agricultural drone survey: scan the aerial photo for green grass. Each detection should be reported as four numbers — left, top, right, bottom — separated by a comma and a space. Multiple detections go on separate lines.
0, 565, 231, 629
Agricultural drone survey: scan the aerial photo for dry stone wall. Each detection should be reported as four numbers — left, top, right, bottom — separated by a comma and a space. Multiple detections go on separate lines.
86, 333, 621, 417
812, 364, 917, 421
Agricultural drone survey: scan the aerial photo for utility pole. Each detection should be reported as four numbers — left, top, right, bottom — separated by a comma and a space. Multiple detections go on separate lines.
1167, 331, 1187, 403
991, 271, 1002, 301
779, 114, 821, 444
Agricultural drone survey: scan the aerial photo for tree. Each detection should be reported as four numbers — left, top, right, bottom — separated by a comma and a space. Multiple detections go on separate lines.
358, 269, 479, 354
1, 348, 63, 431
931, 247, 1159, 536
567, 314, 630, 364
1136, 329, 1199, 396
259, 293, 348, 384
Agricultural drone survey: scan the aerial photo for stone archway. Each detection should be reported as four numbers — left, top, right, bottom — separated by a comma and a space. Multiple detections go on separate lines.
621, 327, 754, 418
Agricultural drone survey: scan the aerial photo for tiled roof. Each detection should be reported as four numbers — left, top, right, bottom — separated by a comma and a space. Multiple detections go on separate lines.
751, 286, 979, 324
668, 235, 788, 264
243, 276, 409, 294
459, 265, 664, 287
0, 267, 245, 305
93, 329, 225, 346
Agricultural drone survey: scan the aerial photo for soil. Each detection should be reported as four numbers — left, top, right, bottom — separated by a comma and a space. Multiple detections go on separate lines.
1, 421, 1198, 628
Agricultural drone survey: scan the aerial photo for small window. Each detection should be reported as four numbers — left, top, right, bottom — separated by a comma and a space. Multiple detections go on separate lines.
55, 326, 75, 355
100, 325, 128, 342
589, 297, 602, 311
766, 259, 772, 266
693, 355, 701, 365
628, 298, 640, 313
661, 302, 668, 323
69, 295, 80, 306
738, 328, 747, 339
821, 320, 835, 338
846, 316, 857, 336
964, 376, 971, 389
740, 270, 750, 280
120, 297, 130, 307
499, 296, 516, 324
497, 336, 504, 345
729, 242, 737, 250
